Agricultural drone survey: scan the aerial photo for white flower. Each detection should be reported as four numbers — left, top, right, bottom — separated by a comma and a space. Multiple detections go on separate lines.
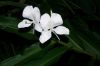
18, 6, 42, 32
39, 11, 70, 43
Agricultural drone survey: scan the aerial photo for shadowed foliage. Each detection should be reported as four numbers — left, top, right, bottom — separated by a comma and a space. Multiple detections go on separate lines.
0, 0, 100, 66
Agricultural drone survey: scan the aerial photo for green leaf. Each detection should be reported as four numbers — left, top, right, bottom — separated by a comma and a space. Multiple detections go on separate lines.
0, 16, 34, 40
0, 1, 26, 7
68, 0, 95, 14
0, 43, 41, 66
64, 18, 100, 59
0, 41, 69, 66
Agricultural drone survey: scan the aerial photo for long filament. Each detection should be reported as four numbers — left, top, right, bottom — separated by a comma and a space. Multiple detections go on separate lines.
52, 31, 60, 40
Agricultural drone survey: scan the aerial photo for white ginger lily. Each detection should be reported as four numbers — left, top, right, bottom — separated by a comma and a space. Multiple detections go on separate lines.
18, 6, 42, 32
39, 11, 70, 43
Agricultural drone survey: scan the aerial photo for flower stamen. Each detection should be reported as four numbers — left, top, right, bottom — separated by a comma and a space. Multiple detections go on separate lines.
52, 31, 60, 40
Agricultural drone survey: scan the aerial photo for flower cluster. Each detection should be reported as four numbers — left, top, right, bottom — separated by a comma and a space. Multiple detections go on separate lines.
18, 6, 70, 44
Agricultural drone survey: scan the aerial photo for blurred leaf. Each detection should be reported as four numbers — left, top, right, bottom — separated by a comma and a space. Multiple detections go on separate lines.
0, 41, 69, 66
95, 0, 100, 13
0, 43, 41, 66
64, 19, 100, 59
61, 0, 75, 14
0, 1, 26, 7
68, 0, 95, 14
0, 16, 34, 40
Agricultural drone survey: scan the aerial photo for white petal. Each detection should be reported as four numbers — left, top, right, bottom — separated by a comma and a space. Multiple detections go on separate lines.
32, 7, 40, 23
22, 6, 34, 20
34, 24, 42, 32
18, 19, 32, 28
40, 13, 51, 30
39, 31, 51, 43
22, 6, 40, 22
51, 13, 63, 27
54, 26, 69, 35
